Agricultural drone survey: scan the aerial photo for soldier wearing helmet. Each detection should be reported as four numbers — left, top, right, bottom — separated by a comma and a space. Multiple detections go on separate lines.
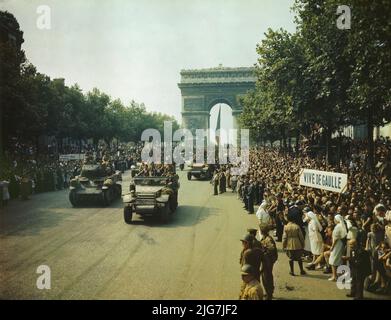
239, 264, 264, 300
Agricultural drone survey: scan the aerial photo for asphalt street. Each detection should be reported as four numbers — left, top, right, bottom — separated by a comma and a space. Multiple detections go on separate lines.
0, 169, 389, 300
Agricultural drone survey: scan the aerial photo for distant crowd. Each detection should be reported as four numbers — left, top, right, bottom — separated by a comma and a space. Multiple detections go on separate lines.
0, 141, 144, 205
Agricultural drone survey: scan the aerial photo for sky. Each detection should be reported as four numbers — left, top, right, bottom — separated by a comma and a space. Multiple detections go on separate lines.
1, 0, 296, 127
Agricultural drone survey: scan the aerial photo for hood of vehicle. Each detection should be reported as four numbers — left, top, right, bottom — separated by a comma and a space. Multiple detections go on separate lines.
135, 186, 163, 193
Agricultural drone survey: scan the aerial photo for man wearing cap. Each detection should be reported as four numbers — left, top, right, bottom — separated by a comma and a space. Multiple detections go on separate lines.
239, 234, 263, 281
239, 264, 264, 300
260, 224, 278, 300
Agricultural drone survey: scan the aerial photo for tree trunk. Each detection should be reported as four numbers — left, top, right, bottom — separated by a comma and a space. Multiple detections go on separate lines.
325, 126, 332, 166
36, 136, 40, 155
0, 105, 3, 156
296, 129, 300, 153
336, 131, 342, 170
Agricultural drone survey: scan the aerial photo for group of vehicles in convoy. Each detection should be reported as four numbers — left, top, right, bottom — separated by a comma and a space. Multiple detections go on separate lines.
68, 161, 212, 224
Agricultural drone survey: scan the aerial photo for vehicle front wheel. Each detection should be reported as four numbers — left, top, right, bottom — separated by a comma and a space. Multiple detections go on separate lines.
124, 206, 133, 224
187, 172, 192, 180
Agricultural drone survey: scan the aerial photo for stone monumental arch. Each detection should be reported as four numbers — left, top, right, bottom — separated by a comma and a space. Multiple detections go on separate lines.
178, 65, 256, 134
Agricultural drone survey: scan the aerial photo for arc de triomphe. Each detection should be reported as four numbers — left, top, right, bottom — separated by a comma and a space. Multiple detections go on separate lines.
178, 65, 256, 134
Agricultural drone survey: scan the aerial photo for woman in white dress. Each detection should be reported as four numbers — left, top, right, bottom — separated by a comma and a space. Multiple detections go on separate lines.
303, 224, 311, 253
306, 211, 324, 269
328, 214, 347, 281
256, 201, 274, 239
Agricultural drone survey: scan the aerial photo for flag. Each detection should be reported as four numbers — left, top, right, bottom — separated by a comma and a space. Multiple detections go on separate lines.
215, 105, 221, 145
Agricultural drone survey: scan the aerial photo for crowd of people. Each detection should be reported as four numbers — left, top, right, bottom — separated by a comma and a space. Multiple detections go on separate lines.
0, 141, 144, 207
221, 138, 391, 300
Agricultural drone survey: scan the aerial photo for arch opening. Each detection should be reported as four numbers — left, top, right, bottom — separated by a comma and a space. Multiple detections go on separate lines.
209, 103, 234, 145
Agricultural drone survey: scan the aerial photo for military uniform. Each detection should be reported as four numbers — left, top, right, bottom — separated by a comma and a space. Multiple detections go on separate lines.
260, 235, 277, 300
348, 246, 371, 299
239, 279, 264, 300
247, 229, 262, 248
240, 247, 263, 281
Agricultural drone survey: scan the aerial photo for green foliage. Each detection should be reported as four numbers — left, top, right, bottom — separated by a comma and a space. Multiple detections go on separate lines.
240, 0, 391, 155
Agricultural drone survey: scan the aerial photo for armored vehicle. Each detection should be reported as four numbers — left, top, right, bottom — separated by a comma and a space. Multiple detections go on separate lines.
187, 163, 213, 180
69, 164, 122, 206
123, 175, 179, 224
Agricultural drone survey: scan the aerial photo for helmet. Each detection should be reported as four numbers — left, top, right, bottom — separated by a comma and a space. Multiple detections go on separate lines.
247, 228, 257, 236
240, 234, 254, 243
241, 264, 256, 275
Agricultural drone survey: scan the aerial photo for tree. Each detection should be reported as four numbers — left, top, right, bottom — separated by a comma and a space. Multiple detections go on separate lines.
240, 29, 310, 149
293, 0, 354, 163
0, 11, 26, 154
345, 0, 391, 169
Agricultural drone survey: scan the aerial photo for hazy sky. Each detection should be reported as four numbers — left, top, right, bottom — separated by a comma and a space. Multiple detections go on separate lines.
1, 0, 296, 125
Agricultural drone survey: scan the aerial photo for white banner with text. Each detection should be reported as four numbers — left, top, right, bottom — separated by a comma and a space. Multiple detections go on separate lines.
299, 168, 348, 193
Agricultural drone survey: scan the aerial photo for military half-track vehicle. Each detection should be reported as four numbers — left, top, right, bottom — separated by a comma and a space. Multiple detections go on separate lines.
69, 164, 122, 206
123, 175, 179, 224
187, 163, 213, 180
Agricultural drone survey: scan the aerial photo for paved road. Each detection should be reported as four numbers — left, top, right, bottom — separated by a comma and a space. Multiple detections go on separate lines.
0, 169, 389, 300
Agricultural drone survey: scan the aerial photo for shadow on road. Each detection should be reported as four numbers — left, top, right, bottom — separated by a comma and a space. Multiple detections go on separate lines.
0, 208, 69, 237
127, 205, 217, 228
0, 196, 124, 237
